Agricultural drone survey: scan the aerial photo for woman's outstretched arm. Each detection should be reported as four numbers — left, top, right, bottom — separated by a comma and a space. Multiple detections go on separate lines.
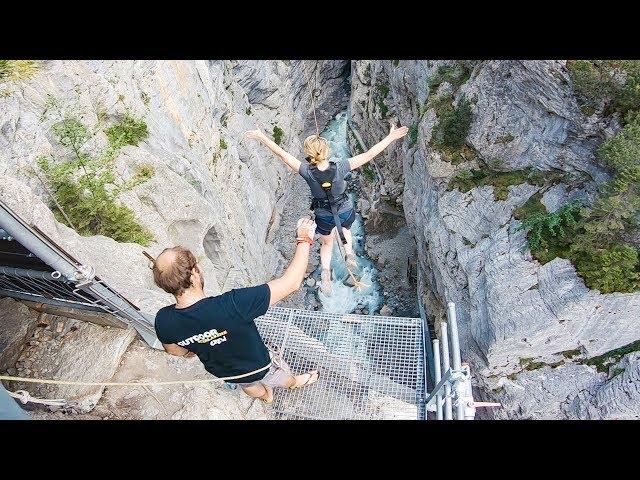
245, 127, 302, 173
348, 123, 409, 171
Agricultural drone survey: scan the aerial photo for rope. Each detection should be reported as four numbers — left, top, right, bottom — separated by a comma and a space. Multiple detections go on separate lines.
8, 389, 67, 407
333, 229, 370, 291
310, 65, 320, 137
0, 362, 271, 388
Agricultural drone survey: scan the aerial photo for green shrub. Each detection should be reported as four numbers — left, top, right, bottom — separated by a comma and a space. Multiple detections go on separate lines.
567, 60, 640, 119
432, 95, 473, 151
614, 61, 640, 116
364, 64, 371, 81
496, 133, 515, 144
362, 164, 376, 182
514, 192, 546, 221
517, 195, 640, 293
52, 118, 89, 154
448, 167, 544, 201
245, 107, 252, 115
272, 125, 284, 145
427, 64, 472, 91
567, 60, 614, 107
134, 164, 155, 182
408, 123, 419, 147
598, 114, 640, 171
585, 340, 640, 372
448, 168, 486, 193
219, 138, 228, 150
519, 201, 582, 258
38, 109, 153, 246
570, 242, 639, 293
0, 60, 38, 81
513, 110, 640, 293
376, 83, 390, 117
105, 114, 148, 149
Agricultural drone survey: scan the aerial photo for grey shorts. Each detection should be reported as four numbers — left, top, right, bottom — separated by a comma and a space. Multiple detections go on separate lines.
233, 351, 293, 389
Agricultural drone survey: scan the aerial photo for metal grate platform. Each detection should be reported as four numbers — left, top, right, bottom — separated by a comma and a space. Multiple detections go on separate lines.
256, 307, 425, 420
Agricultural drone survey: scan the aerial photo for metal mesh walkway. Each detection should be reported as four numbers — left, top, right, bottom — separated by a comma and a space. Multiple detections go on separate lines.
255, 307, 425, 420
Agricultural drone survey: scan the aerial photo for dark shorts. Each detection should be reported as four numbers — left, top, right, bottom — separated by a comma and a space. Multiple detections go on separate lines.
315, 208, 356, 236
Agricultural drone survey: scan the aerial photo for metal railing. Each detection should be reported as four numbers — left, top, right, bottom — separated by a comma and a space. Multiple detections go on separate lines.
0, 199, 161, 348
422, 301, 497, 420
1, 197, 434, 419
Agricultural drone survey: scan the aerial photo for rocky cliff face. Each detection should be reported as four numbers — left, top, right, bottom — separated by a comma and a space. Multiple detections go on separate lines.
348, 60, 640, 419
1, 60, 348, 311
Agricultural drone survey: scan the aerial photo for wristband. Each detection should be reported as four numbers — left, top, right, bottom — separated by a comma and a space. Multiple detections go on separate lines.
296, 237, 313, 246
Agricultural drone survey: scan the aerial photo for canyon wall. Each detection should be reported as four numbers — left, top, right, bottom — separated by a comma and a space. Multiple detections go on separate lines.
348, 60, 640, 419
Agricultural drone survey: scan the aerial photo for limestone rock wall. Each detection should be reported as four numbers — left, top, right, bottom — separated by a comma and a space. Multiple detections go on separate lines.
348, 59, 640, 419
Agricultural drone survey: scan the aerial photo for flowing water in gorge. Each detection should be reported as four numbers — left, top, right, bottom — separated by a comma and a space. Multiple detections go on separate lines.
312, 111, 383, 315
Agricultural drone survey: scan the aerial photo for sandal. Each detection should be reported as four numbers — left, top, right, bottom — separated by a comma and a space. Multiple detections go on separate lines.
290, 370, 320, 390
259, 384, 274, 404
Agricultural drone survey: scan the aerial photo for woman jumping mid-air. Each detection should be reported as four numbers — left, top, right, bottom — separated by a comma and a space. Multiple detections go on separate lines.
245, 122, 408, 296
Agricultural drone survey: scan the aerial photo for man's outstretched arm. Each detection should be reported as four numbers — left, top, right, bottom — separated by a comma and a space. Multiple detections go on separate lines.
267, 218, 316, 306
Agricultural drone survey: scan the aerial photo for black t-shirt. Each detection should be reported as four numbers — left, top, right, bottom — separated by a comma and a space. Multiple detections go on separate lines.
154, 284, 271, 384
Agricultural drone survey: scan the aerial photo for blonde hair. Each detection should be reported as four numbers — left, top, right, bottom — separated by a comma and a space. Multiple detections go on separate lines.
303, 135, 330, 165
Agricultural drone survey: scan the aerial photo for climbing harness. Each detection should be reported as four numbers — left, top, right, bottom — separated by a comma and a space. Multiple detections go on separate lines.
309, 161, 348, 245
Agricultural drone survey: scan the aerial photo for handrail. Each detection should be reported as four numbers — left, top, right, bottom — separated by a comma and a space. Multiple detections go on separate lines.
422, 301, 479, 420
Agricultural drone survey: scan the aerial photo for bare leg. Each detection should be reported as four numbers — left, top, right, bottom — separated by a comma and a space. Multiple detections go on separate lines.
275, 370, 320, 389
242, 383, 274, 403
319, 233, 334, 295
342, 228, 356, 266
319, 233, 334, 271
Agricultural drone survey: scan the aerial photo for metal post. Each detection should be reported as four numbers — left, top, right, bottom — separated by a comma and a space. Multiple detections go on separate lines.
0, 201, 79, 282
433, 339, 443, 420
447, 302, 462, 369
440, 322, 453, 420
460, 365, 476, 420
0, 266, 67, 281
447, 302, 465, 420
417, 290, 435, 388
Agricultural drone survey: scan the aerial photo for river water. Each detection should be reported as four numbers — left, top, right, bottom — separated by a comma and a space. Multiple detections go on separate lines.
312, 111, 383, 315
